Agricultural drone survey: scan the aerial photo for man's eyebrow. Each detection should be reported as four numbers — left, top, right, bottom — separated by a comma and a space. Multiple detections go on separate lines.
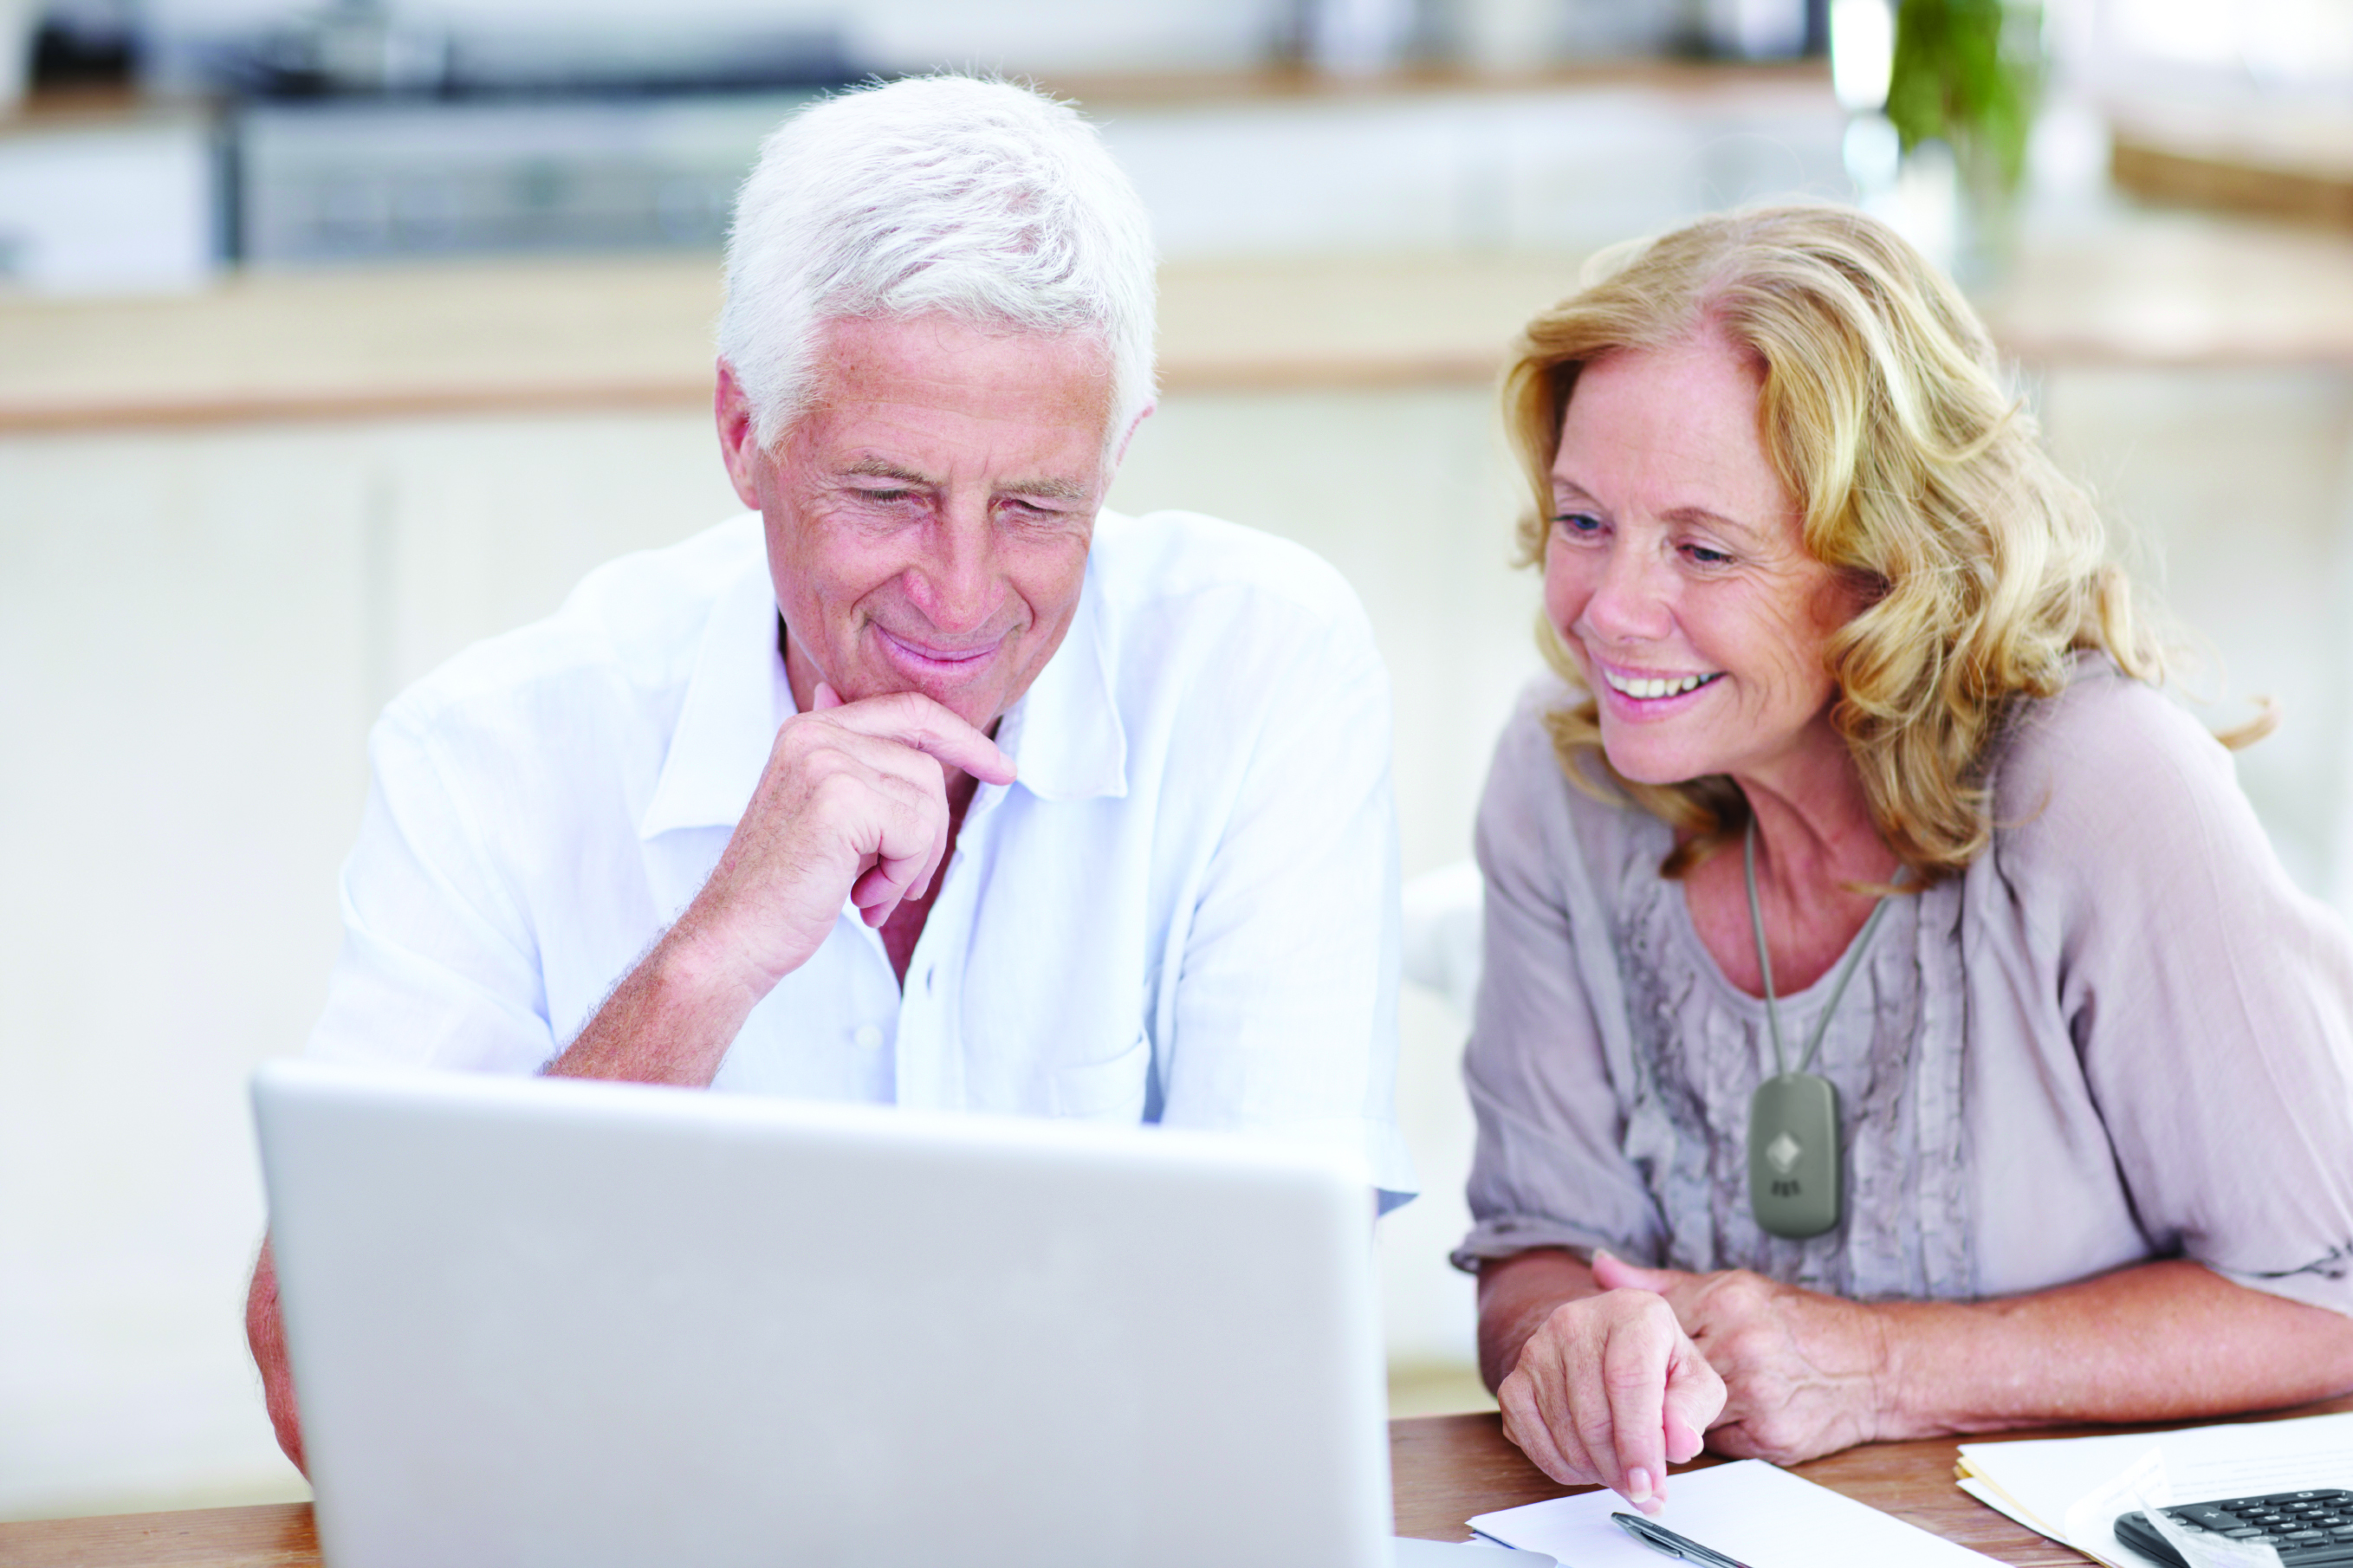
835, 459, 1088, 502
1001, 476, 1091, 502
839, 458, 935, 485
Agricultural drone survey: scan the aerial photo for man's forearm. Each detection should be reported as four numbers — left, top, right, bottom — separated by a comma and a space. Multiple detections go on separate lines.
544, 918, 768, 1087
246, 1238, 306, 1474
1877, 1260, 2353, 1438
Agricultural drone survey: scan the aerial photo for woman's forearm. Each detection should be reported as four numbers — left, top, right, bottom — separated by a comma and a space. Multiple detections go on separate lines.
1477, 1247, 1601, 1392
1877, 1260, 2353, 1439
1478, 1247, 2353, 1474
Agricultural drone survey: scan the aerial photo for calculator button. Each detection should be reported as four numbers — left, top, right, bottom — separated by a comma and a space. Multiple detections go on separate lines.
2285, 1531, 2328, 1543
2227, 1527, 2267, 1539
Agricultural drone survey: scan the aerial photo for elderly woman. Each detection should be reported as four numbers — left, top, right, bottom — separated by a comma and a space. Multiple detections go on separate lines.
1456, 204, 2353, 1512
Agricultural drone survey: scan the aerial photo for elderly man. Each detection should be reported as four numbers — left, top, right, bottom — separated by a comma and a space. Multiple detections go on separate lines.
245, 75, 1413, 1468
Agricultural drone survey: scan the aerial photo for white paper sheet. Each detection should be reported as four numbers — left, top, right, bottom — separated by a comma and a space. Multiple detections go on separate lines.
1466, 1459, 2003, 1567
1960, 1411, 2353, 1563
1957, 1476, 2048, 1537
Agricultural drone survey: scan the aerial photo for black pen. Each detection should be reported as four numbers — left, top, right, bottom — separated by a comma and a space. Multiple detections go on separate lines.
1611, 1510, 1754, 1568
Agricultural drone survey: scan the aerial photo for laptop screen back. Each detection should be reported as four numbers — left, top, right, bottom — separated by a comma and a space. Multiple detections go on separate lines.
254, 1059, 1392, 1568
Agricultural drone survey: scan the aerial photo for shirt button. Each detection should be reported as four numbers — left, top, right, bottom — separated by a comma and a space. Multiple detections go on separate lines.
853, 1024, 884, 1051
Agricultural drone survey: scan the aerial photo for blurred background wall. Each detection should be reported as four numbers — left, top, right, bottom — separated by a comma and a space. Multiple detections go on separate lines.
5, 0, 2353, 1525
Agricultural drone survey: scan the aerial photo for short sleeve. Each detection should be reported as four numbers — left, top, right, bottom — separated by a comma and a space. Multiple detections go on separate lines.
2004, 671, 2353, 1316
306, 705, 556, 1073
1452, 686, 1669, 1272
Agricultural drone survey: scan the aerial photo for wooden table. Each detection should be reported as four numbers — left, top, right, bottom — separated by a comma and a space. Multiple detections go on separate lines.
1391, 1412, 2080, 1563
14, 1399, 2352, 1565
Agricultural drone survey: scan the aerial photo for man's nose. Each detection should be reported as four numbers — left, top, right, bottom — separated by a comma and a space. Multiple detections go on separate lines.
1581, 538, 1675, 645
905, 501, 1001, 633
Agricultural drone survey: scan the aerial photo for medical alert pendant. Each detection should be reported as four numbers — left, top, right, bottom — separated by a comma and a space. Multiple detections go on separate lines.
1748, 1071, 1842, 1239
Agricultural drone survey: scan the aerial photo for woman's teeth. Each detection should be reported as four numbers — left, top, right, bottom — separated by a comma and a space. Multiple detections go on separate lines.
1604, 670, 1719, 700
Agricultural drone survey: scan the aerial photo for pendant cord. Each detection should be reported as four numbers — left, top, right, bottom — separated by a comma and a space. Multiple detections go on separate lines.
1743, 820, 1900, 1079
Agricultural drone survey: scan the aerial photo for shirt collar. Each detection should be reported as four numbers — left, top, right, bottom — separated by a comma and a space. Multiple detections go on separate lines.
998, 553, 1126, 804
637, 541, 1126, 839
638, 556, 792, 840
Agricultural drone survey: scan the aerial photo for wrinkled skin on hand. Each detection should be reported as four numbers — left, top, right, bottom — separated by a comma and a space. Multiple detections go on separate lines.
1590, 1250, 1893, 1466
1492, 1247, 1903, 1513
1494, 1271, 1725, 1512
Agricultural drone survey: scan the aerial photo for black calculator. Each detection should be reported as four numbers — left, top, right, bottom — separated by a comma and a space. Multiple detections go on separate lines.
2117, 1489, 2353, 1565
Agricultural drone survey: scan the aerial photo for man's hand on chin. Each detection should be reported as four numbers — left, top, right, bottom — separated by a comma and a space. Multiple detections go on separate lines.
548, 684, 1014, 1088
697, 682, 1015, 964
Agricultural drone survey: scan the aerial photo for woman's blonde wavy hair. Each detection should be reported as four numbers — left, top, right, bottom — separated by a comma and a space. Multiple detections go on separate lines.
1507, 203, 2209, 884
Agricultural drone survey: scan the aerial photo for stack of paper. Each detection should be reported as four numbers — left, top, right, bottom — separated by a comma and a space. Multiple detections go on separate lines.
1957, 1412, 2353, 1567
1468, 1458, 2004, 1566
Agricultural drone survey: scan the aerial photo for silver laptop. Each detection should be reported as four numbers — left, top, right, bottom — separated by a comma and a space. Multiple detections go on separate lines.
254, 1059, 1431, 1568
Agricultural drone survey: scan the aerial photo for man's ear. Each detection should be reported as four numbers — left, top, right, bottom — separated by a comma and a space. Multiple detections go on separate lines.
714, 358, 766, 511
1108, 400, 1156, 473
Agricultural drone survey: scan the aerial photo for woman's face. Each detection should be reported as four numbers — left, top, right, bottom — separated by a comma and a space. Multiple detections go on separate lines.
1542, 330, 1859, 791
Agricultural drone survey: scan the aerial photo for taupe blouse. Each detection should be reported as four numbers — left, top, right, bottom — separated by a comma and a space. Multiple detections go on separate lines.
1454, 658, 2353, 1315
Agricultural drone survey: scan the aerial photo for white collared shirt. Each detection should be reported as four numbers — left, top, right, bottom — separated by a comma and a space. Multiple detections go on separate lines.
309, 509, 1416, 1202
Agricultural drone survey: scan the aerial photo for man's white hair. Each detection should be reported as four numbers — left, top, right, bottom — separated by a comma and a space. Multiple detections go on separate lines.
719, 75, 1158, 454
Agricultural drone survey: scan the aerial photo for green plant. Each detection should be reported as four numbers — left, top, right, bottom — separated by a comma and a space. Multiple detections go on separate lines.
1884, 0, 2043, 191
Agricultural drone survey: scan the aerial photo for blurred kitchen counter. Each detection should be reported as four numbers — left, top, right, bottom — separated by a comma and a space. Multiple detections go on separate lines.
0, 251, 1582, 431
3, 209, 2351, 433
1981, 210, 2353, 369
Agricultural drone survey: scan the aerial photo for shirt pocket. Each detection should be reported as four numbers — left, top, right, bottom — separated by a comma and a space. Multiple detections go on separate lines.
1047, 1031, 1152, 1122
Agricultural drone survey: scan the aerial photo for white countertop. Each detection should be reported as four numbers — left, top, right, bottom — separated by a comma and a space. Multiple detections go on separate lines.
3, 210, 2349, 434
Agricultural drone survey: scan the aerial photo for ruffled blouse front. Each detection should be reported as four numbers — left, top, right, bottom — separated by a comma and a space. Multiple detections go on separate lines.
1455, 662, 2353, 1317
1610, 820, 1971, 1301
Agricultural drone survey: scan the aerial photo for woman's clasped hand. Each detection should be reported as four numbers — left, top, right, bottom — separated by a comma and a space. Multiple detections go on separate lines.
1492, 1252, 1720, 1510
1494, 1248, 1899, 1511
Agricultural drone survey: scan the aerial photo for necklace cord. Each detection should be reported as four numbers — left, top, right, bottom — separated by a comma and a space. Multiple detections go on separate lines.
1743, 821, 1901, 1080
1741, 824, 1787, 1074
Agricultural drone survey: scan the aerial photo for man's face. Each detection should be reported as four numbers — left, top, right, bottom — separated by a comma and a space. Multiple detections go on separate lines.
719, 313, 1119, 735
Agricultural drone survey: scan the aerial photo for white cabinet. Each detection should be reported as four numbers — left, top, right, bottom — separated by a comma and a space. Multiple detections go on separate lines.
0, 112, 216, 294
0, 409, 736, 1519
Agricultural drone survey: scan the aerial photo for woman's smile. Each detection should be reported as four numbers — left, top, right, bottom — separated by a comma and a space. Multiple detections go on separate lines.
1592, 660, 1725, 704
